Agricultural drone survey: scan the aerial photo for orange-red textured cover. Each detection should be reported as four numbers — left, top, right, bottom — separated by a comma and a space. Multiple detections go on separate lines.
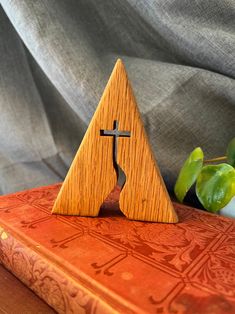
0, 183, 234, 313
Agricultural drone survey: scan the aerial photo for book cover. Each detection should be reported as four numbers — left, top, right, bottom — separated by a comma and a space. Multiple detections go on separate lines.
0, 183, 234, 313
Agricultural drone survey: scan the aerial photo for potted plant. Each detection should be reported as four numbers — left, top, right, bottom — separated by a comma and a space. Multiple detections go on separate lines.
174, 138, 235, 218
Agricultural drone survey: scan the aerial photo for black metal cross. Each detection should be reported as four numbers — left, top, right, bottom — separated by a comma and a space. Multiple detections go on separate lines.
100, 120, 131, 164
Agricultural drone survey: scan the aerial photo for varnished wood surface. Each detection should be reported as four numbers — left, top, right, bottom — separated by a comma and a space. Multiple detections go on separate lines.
52, 59, 178, 223
0, 264, 55, 314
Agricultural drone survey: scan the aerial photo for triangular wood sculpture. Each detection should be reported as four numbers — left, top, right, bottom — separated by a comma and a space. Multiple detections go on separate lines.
52, 59, 178, 223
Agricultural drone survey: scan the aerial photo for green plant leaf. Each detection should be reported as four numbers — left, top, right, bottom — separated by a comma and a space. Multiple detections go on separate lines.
196, 163, 235, 212
227, 137, 235, 167
174, 147, 204, 202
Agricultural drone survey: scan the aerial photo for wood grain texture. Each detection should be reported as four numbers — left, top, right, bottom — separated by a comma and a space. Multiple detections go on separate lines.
52, 59, 178, 223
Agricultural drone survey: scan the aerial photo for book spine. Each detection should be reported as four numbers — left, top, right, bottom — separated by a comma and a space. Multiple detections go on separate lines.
0, 226, 118, 314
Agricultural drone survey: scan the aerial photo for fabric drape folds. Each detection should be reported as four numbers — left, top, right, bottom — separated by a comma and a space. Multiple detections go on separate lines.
0, 0, 234, 197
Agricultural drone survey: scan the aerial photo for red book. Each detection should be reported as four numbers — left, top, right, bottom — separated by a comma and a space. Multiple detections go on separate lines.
0, 183, 234, 313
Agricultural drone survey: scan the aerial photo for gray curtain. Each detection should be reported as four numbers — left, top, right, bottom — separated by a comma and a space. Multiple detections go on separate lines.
0, 0, 234, 198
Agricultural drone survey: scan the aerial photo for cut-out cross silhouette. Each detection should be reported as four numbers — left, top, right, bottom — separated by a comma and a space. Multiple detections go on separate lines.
100, 120, 131, 164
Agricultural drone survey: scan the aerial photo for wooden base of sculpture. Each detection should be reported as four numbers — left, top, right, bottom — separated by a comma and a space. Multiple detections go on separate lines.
52, 59, 178, 223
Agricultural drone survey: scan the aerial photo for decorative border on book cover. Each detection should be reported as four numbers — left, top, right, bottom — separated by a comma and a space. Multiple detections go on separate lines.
0, 226, 119, 314
0, 183, 235, 314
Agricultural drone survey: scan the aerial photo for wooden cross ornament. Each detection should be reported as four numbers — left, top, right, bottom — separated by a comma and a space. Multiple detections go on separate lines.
52, 59, 178, 223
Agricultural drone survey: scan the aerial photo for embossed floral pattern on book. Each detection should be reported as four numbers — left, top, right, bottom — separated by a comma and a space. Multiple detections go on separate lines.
0, 184, 235, 314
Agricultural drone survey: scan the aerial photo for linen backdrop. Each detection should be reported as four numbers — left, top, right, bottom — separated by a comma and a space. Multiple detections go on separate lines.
0, 1, 234, 200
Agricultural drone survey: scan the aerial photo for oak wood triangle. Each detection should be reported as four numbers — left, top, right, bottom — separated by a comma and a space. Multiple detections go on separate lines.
52, 59, 178, 223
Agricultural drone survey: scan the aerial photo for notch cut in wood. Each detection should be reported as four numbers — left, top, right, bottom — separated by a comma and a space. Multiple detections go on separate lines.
52, 59, 178, 223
